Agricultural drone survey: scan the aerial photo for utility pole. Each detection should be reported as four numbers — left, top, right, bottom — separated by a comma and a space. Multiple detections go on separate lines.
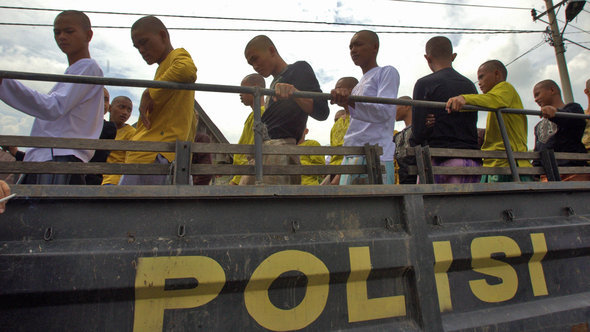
544, 0, 574, 103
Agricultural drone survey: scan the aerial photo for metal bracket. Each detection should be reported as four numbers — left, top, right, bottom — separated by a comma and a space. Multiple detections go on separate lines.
503, 209, 515, 222
433, 215, 443, 226
177, 224, 186, 238
291, 220, 300, 233
385, 217, 395, 230
565, 207, 575, 217
43, 227, 53, 241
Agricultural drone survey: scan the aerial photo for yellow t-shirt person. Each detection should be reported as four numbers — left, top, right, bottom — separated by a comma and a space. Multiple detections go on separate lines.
329, 114, 350, 166
230, 106, 266, 185
102, 124, 137, 185
299, 139, 324, 185
463, 81, 531, 168
126, 48, 197, 164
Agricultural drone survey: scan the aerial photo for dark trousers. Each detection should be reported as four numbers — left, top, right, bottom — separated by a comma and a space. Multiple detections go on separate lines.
19, 155, 85, 185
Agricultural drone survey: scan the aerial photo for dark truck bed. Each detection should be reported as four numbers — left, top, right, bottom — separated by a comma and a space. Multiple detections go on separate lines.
1, 182, 589, 331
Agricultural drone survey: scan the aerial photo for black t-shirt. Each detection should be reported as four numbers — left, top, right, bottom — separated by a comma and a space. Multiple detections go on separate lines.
533, 102, 587, 166
410, 67, 478, 149
263, 61, 329, 140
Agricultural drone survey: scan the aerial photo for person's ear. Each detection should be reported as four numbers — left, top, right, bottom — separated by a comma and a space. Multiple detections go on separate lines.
159, 30, 168, 43
424, 54, 430, 63
269, 46, 277, 57
450, 53, 457, 62
86, 29, 93, 43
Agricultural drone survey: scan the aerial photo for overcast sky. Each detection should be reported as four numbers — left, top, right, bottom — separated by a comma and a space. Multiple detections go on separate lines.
0, 0, 588, 149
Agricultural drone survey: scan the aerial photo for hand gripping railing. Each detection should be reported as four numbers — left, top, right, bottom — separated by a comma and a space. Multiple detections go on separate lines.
1, 70, 589, 183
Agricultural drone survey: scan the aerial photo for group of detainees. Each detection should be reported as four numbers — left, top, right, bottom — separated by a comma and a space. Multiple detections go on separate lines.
0, 9, 590, 207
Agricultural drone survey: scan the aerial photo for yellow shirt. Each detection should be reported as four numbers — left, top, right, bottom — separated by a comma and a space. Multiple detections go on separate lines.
329, 114, 350, 166
102, 124, 137, 185
582, 108, 590, 151
126, 48, 197, 164
230, 106, 266, 185
463, 81, 531, 168
299, 139, 324, 185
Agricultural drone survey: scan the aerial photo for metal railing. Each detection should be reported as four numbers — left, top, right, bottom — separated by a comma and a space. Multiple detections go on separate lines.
1, 69, 589, 184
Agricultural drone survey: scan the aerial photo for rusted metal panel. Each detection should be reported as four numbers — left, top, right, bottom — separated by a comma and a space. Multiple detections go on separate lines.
0, 184, 589, 331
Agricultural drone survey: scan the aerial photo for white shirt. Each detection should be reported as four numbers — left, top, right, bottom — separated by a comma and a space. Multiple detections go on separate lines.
0, 58, 104, 162
344, 65, 399, 161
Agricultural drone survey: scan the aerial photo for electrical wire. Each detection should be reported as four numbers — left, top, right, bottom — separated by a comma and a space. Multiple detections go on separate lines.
386, 0, 531, 10
0, 22, 542, 34
505, 40, 546, 67
563, 38, 590, 50
0, 5, 543, 34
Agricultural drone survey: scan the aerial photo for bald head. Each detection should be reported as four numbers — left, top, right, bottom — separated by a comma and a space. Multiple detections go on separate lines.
242, 73, 266, 88
535, 79, 561, 95
335, 77, 359, 90
112, 95, 132, 105
55, 10, 91, 31
480, 60, 507, 80
354, 30, 379, 49
425, 36, 453, 60
132, 15, 169, 36
245, 35, 276, 54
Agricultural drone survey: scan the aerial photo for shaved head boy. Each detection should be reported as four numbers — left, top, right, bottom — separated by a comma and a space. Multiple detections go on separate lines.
0, 10, 103, 184
240, 35, 329, 185
120, 15, 197, 185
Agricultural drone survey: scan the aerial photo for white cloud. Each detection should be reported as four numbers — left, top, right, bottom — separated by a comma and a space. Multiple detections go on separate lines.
0, 0, 588, 150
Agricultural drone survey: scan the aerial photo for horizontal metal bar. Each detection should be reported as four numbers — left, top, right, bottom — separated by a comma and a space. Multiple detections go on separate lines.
1, 70, 588, 119
0, 135, 378, 155
6, 181, 590, 200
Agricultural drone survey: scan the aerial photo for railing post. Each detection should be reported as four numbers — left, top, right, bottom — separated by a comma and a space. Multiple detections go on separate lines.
173, 140, 191, 185
252, 87, 264, 185
495, 110, 520, 182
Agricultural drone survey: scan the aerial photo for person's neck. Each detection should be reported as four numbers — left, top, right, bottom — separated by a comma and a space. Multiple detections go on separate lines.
272, 59, 289, 77
113, 121, 124, 130
404, 117, 412, 127
361, 60, 378, 75
66, 51, 90, 66
431, 62, 452, 73
552, 99, 566, 109
157, 46, 174, 65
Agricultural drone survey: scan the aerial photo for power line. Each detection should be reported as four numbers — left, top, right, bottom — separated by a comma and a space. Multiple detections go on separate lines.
0, 5, 543, 34
563, 38, 590, 50
505, 40, 546, 67
386, 0, 531, 10
0, 22, 542, 34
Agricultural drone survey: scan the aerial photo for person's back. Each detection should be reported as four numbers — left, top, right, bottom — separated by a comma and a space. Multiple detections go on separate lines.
121, 15, 197, 185
0, 10, 103, 185
411, 37, 478, 149
411, 36, 480, 184
446, 60, 531, 182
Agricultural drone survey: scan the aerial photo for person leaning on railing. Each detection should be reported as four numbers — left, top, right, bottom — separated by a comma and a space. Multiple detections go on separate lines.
331, 30, 399, 185
532, 80, 589, 181
0, 10, 104, 185
229, 73, 267, 186
120, 15, 197, 185
446, 60, 532, 183
410, 36, 481, 184
241, 35, 329, 185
